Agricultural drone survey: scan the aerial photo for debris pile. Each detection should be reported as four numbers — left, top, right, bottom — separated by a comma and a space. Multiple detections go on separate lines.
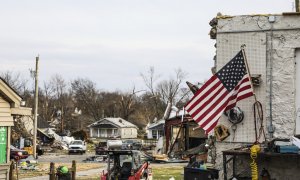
39, 128, 74, 151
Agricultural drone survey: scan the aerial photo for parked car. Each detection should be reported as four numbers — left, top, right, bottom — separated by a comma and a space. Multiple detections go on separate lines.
95, 142, 108, 155
68, 140, 87, 154
121, 139, 142, 150
10, 145, 29, 160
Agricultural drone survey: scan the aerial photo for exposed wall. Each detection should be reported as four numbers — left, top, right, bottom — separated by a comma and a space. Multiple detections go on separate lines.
214, 14, 300, 179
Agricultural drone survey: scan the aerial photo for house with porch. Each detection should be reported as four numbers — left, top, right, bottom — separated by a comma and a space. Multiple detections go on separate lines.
0, 78, 31, 180
88, 117, 138, 139
146, 119, 165, 139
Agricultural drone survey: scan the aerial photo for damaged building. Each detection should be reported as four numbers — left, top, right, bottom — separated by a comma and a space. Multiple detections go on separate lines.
209, 12, 300, 179
165, 114, 207, 155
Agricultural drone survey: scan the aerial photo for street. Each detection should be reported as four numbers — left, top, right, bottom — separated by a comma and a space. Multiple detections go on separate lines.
38, 152, 96, 163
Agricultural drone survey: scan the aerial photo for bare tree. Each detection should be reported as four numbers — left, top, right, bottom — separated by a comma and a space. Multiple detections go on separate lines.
49, 74, 73, 132
141, 67, 188, 120
141, 67, 162, 119
0, 71, 29, 95
38, 81, 55, 122
156, 68, 187, 119
156, 68, 186, 104
118, 88, 142, 120
71, 78, 103, 121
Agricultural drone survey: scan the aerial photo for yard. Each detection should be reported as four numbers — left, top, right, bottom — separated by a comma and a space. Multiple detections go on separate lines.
152, 165, 184, 180
16, 162, 104, 179
13, 153, 186, 180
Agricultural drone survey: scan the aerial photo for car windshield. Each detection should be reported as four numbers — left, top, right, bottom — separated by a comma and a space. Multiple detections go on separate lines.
124, 140, 133, 143
71, 141, 82, 145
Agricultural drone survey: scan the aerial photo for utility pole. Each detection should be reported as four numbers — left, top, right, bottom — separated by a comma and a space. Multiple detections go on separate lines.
33, 56, 39, 159
60, 107, 64, 133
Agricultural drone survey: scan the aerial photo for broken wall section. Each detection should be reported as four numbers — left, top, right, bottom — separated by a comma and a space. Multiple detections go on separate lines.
214, 14, 300, 179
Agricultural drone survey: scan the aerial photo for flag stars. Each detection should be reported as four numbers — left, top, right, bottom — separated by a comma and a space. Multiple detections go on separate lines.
216, 52, 247, 91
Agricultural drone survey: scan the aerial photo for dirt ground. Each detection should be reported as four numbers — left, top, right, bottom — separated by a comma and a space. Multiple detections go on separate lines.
17, 162, 104, 179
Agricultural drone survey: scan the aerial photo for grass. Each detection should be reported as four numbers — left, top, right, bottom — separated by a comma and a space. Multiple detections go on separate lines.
152, 165, 184, 180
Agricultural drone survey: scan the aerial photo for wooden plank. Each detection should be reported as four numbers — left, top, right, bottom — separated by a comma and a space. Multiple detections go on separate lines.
0, 105, 10, 110
0, 103, 10, 108
0, 117, 14, 126
0, 113, 11, 117
11, 107, 32, 116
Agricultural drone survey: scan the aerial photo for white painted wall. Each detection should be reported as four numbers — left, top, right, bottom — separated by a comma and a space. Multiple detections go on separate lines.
213, 15, 300, 179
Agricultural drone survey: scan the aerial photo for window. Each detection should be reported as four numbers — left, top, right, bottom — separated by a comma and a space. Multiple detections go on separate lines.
152, 130, 157, 139
99, 129, 107, 137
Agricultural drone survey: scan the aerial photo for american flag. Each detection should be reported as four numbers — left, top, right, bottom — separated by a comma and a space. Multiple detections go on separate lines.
185, 50, 254, 134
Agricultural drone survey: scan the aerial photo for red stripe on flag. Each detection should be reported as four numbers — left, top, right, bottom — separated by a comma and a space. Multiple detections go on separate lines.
186, 80, 222, 111
197, 96, 230, 128
189, 83, 225, 118
194, 90, 229, 124
185, 75, 218, 108
205, 120, 219, 134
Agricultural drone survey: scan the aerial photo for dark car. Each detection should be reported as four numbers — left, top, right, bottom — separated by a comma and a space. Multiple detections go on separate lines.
10, 145, 29, 160
95, 142, 107, 155
121, 139, 142, 150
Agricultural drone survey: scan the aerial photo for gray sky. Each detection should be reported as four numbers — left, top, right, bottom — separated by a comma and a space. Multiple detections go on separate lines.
0, 0, 292, 91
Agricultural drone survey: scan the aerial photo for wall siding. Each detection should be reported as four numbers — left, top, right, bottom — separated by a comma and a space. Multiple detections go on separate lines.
0, 96, 12, 180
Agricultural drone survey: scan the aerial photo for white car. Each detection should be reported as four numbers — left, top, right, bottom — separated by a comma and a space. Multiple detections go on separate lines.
68, 140, 87, 154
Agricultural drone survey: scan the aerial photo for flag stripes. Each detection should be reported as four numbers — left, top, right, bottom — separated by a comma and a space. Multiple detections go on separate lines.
185, 50, 254, 134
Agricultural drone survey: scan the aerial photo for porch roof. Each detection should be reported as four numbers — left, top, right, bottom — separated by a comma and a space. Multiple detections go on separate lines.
90, 124, 117, 129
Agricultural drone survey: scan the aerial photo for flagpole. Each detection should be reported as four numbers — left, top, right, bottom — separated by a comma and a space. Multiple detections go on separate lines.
241, 44, 257, 102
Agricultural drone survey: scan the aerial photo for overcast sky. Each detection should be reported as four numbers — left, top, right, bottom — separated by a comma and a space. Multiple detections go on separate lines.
0, 0, 292, 91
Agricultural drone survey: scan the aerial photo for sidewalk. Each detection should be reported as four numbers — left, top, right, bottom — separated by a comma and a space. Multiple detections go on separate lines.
20, 168, 104, 180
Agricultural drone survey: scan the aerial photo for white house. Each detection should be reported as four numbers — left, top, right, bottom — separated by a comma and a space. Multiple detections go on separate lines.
88, 117, 138, 139
146, 119, 165, 139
